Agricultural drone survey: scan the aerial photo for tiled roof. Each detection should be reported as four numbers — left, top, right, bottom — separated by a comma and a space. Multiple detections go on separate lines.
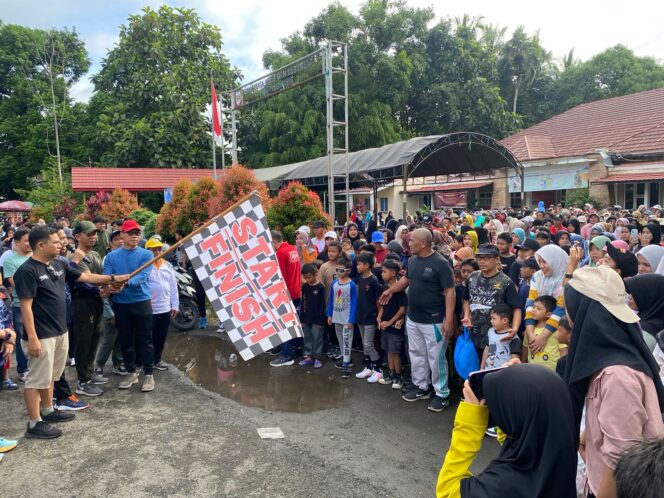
405, 181, 492, 193
72, 167, 215, 192
500, 88, 664, 161
593, 172, 664, 183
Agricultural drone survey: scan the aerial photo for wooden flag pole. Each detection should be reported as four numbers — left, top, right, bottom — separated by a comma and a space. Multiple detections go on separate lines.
128, 190, 259, 278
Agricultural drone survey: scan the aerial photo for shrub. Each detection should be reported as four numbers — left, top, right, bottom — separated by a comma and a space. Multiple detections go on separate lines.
82, 191, 111, 220
564, 188, 604, 209
155, 178, 192, 240
207, 165, 270, 218
175, 176, 218, 234
100, 188, 140, 221
267, 181, 330, 243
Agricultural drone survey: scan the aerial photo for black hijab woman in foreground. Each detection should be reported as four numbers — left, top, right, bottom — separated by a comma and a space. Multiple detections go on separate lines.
437, 363, 577, 498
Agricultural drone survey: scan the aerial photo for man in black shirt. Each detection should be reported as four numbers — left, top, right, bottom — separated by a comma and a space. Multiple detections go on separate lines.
14, 225, 129, 439
380, 228, 455, 413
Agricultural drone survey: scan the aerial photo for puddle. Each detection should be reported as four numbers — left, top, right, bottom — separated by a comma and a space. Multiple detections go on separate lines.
162, 334, 349, 413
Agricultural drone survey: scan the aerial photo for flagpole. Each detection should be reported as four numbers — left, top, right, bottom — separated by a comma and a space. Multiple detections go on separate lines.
220, 93, 226, 170
211, 101, 217, 181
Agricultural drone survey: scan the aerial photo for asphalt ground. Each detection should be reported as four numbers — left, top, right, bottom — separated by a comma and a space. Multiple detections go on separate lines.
0, 329, 500, 497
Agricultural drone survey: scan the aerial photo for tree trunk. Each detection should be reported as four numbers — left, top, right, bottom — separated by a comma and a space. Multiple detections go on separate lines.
512, 81, 520, 114
49, 66, 63, 195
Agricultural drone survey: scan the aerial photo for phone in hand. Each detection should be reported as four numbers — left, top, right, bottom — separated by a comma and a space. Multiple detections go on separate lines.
468, 366, 507, 400
630, 228, 639, 238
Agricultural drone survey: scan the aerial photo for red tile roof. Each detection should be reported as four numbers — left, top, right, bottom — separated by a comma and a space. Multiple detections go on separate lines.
593, 172, 664, 183
500, 88, 664, 161
406, 181, 492, 193
72, 167, 215, 192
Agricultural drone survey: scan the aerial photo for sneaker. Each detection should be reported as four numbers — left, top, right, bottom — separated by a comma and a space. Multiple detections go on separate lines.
76, 382, 103, 397
298, 357, 314, 367
41, 409, 75, 423
154, 361, 168, 371
378, 372, 393, 385
341, 368, 351, 379
334, 361, 353, 369
2, 379, 18, 390
332, 352, 343, 360
269, 356, 294, 367
267, 348, 281, 356
90, 373, 109, 385
392, 375, 403, 390
355, 367, 373, 379
54, 395, 90, 411
0, 437, 18, 453
485, 426, 498, 438
199, 316, 208, 329
402, 387, 433, 402
400, 379, 416, 394
141, 374, 155, 392
94, 366, 104, 375
367, 371, 383, 383
313, 359, 323, 369
18, 371, 28, 382
118, 372, 140, 389
25, 421, 62, 439
427, 395, 450, 413
69, 357, 76, 367
112, 365, 128, 376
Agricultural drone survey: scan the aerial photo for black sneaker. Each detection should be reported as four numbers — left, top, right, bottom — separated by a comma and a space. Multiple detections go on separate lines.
427, 395, 450, 413
41, 409, 76, 423
25, 421, 63, 439
400, 379, 417, 394
334, 361, 353, 369
341, 368, 351, 379
402, 387, 433, 402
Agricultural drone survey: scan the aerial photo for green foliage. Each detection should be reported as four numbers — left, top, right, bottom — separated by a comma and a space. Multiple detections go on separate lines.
207, 165, 270, 218
175, 177, 218, 234
15, 161, 77, 222
100, 188, 140, 221
90, 6, 239, 168
129, 208, 158, 238
267, 182, 330, 244
155, 178, 192, 240
563, 188, 604, 209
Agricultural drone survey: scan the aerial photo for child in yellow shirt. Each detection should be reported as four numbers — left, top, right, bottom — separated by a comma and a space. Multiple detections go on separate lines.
524, 295, 560, 371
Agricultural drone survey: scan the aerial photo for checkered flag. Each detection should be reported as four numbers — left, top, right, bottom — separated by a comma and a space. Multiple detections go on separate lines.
183, 193, 302, 360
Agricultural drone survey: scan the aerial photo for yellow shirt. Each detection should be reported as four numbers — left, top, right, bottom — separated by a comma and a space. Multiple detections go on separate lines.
528, 325, 560, 371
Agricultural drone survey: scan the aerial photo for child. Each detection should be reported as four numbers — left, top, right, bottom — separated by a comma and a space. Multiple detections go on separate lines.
524, 295, 560, 371
371, 231, 387, 265
354, 251, 383, 383
326, 257, 357, 379
319, 241, 342, 359
377, 259, 407, 389
517, 257, 539, 343
481, 304, 521, 370
555, 316, 572, 377
341, 238, 354, 259
299, 263, 326, 369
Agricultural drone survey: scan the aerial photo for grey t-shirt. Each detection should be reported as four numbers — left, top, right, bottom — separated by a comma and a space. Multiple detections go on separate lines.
406, 251, 454, 324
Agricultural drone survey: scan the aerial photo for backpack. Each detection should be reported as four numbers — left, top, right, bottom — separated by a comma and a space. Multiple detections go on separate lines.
454, 327, 479, 380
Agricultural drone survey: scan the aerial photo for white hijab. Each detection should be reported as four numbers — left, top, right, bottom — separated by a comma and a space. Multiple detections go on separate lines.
535, 245, 569, 298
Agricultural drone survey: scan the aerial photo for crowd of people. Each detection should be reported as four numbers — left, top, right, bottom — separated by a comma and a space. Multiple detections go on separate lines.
1, 201, 664, 498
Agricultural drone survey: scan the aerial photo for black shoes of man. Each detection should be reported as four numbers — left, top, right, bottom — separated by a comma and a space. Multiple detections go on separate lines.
25, 409, 75, 439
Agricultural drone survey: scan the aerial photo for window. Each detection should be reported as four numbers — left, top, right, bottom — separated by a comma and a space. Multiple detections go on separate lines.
421, 195, 432, 209
510, 192, 522, 208
625, 182, 652, 209
625, 183, 634, 209
477, 191, 492, 209
380, 197, 388, 212
649, 182, 660, 207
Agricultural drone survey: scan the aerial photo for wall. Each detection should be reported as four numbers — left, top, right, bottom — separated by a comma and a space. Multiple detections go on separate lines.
586, 154, 610, 205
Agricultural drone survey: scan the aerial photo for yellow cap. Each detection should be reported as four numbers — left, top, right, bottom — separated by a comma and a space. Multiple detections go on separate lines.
145, 238, 163, 249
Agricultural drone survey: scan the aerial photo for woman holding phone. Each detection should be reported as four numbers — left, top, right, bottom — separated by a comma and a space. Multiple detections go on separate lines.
437, 363, 577, 497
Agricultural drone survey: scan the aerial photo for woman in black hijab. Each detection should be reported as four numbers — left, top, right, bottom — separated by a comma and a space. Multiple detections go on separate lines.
625, 274, 664, 338
437, 364, 577, 498
474, 226, 489, 246
567, 218, 581, 236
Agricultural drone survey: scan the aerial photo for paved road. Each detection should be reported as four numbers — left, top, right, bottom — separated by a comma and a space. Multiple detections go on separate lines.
0, 331, 500, 497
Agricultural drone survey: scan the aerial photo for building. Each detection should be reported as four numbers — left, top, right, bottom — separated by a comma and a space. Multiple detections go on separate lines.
499, 88, 664, 209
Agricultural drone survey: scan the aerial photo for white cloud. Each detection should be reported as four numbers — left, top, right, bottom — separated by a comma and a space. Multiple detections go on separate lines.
70, 79, 95, 103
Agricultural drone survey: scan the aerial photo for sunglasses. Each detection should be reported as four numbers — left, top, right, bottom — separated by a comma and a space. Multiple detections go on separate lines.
335, 268, 349, 273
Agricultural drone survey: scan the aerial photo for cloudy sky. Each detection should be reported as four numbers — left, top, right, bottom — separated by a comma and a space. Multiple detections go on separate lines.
2, 0, 663, 102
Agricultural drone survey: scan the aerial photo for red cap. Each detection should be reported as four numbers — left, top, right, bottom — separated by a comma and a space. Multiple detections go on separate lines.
121, 219, 141, 232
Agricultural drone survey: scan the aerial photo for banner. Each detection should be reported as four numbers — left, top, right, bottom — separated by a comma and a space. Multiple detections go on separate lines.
434, 191, 466, 208
508, 165, 589, 193
183, 194, 302, 360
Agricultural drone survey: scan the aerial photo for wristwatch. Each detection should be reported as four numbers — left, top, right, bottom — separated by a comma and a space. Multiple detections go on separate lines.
565, 273, 573, 279
109, 274, 115, 283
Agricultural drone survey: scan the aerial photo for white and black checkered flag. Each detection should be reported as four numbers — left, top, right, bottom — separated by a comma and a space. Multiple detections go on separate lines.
183, 192, 302, 360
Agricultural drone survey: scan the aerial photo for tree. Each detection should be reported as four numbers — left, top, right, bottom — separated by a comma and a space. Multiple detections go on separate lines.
175, 177, 218, 234
267, 182, 330, 243
155, 178, 192, 240
207, 165, 269, 217
16, 161, 77, 222
90, 6, 239, 168
100, 188, 140, 221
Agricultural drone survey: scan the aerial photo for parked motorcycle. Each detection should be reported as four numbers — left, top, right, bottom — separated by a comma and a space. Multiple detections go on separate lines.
171, 266, 200, 331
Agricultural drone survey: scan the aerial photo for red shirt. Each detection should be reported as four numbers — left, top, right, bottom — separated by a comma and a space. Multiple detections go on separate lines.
276, 242, 301, 300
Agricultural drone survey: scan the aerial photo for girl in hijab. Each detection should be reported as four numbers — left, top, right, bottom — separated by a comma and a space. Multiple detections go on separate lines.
524, 245, 568, 353
590, 223, 605, 238
464, 214, 474, 227
570, 234, 589, 267
475, 226, 489, 246
344, 222, 362, 245
453, 247, 473, 268
567, 218, 581, 235
463, 231, 479, 254
625, 274, 664, 342
635, 223, 663, 252
637, 245, 664, 274
437, 364, 578, 498
485, 222, 498, 245
564, 266, 664, 497
588, 235, 610, 267
511, 227, 526, 246
295, 232, 318, 266
555, 230, 571, 247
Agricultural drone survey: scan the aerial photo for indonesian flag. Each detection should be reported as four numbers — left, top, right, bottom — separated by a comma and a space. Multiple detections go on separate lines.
211, 79, 221, 137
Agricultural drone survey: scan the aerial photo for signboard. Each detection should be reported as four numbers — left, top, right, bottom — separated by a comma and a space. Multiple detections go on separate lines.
509, 165, 589, 193
183, 193, 302, 360
434, 191, 467, 208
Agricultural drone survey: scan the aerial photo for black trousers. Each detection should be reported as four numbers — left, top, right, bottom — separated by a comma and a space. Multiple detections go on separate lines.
191, 269, 206, 316
113, 300, 154, 375
152, 312, 171, 363
73, 296, 103, 384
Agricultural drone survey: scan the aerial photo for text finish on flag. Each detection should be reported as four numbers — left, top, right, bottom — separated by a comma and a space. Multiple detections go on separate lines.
182, 193, 302, 360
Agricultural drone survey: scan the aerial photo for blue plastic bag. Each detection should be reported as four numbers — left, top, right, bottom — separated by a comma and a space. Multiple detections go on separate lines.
454, 327, 479, 380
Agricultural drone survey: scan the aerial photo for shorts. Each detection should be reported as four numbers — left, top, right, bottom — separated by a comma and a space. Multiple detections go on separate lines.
381, 332, 404, 354
21, 333, 69, 390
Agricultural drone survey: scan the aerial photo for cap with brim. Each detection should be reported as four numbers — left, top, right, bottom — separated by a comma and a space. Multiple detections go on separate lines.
145, 238, 164, 249
296, 225, 310, 234
515, 238, 540, 252
121, 219, 141, 232
73, 220, 98, 235
522, 257, 540, 270
386, 240, 403, 254
569, 266, 639, 323
422, 214, 433, 224
313, 221, 325, 228
110, 230, 122, 240
324, 230, 337, 239
475, 244, 499, 257
371, 232, 384, 243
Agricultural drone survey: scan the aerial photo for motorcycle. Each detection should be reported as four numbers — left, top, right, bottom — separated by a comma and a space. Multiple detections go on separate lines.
171, 265, 200, 331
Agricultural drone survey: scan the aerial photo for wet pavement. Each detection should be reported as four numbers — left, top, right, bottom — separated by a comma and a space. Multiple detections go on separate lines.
163, 333, 349, 413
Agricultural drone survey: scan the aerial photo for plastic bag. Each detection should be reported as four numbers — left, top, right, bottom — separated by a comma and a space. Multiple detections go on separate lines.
454, 327, 479, 380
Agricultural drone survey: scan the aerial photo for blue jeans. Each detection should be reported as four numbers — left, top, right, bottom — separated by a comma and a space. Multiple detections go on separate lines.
12, 306, 28, 374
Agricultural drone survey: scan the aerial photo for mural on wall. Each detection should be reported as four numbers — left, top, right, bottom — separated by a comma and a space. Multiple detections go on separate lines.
509, 166, 589, 193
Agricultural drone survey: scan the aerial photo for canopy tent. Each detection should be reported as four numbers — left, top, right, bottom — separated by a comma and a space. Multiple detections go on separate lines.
0, 200, 31, 212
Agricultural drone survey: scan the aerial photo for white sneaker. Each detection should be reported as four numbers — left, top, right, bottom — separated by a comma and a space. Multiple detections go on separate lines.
367, 371, 383, 383
355, 367, 373, 379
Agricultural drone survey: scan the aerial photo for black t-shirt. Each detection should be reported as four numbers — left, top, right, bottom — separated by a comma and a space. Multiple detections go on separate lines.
380, 289, 407, 334
508, 259, 523, 286
500, 254, 516, 276
406, 252, 454, 324
356, 273, 382, 325
14, 257, 82, 340
299, 282, 326, 325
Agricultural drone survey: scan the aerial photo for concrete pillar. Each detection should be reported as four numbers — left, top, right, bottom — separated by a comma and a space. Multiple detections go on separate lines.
587, 155, 609, 206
